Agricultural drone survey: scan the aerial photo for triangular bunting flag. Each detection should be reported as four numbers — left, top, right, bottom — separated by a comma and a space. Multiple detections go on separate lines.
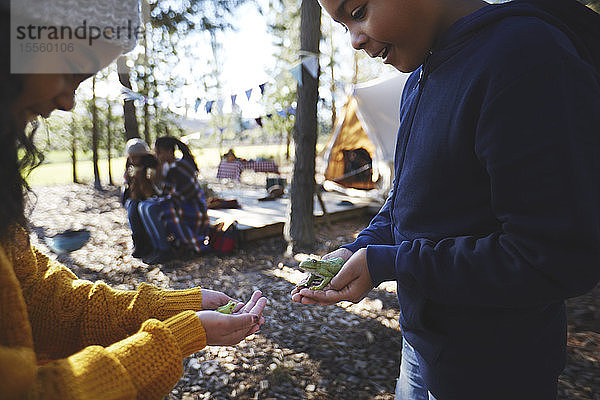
120, 87, 145, 102
302, 55, 319, 79
289, 63, 303, 86
259, 83, 266, 95
231, 94, 237, 107
255, 117, 263, 127
205, 100, 214, 114
245, 88, 253, 100
194, 98, 202, 112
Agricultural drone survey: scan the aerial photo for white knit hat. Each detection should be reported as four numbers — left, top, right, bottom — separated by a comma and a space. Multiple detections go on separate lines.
12, 0, 141, 52
125, 138, 151, 157
10, 0, 141, 73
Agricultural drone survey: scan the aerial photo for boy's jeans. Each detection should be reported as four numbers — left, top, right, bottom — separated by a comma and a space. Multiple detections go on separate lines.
395, 339, 438, 400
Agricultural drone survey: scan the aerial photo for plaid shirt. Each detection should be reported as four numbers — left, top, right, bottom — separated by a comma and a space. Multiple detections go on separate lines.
159, 160, 204, 205
158, 159, 209, 253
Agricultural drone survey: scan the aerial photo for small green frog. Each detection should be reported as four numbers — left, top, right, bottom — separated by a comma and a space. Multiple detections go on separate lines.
216, 300, 237, 314
297, 257, 345, 290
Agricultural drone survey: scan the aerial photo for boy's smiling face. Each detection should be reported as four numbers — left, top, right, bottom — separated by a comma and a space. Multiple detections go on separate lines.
320, 0, 484, 72
320, 0, 440, 72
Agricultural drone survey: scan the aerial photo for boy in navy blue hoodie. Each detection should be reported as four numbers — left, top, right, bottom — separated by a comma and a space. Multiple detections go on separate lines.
292, 0, 600, 398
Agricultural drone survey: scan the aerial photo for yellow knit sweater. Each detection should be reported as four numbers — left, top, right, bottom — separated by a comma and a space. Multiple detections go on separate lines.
0, 226, 207, 399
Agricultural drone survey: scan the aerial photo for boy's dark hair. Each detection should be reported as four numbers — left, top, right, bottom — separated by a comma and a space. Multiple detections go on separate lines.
0, 8, 44, 237
155, 136, 199, 172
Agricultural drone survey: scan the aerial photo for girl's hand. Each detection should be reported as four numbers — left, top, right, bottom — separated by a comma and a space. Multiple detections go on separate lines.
196, 311, 259, 346
235, 290, 267, 335
196, 290, 267, 345
201, 289, 238, 310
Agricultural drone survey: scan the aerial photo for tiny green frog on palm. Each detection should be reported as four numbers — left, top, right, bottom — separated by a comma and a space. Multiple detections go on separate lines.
216, 300, 237, 314
297, 257, 345, 290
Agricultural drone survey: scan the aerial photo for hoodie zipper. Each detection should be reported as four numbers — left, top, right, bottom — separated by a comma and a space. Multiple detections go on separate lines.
389, 50, 433, 231
418, 50, 433, 87
417, 51, 433, 86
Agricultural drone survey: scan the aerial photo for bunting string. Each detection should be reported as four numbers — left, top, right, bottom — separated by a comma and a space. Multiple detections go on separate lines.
117, 49, 325, 122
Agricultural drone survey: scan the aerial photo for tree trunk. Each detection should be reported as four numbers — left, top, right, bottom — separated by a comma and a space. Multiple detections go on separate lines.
117, 56, 140, 140
107, 101, 114, 186
92, 76, 102, 190
287, 0, 321, 252
71, 139, 78, 183
143, 27, 151, 144
286, 130, 291, 160
280, 129, 286, 162
154, 102, 162, 140
70, 116, 78, 183
143, 102, 151, 144
219, 127, 224, 156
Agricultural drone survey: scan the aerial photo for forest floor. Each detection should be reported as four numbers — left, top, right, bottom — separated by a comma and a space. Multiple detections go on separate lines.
26, 183, 599, 400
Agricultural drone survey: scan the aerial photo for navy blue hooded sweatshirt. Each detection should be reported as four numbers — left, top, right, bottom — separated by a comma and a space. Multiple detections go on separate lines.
343, 0, 600, 398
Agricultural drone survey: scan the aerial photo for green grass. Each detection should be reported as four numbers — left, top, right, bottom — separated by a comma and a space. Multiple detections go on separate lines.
26, 158, 128, 187
39, 150, 94, 164
27, 144, 294, 187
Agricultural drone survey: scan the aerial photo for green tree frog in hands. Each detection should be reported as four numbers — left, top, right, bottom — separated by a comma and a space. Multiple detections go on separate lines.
216, 300, 238, 314
296, 257, 345, 290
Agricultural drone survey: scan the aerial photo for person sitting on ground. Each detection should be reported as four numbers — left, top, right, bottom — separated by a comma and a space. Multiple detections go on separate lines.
0, 0, 267, 398
122, 138, 158, 258
137, 137, 211, 263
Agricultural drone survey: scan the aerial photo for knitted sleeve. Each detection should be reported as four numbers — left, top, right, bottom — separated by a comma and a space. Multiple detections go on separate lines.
30, 311, 204, 399
2, 229, 207, 399
33, 253, 204, 358
13, 230, 204, 358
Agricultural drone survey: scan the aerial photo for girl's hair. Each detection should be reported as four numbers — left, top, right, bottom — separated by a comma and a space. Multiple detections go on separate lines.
155, 136, 198, 172
0, 9, 43, 237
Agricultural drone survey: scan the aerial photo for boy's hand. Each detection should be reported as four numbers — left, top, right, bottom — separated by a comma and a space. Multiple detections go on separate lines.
291, 248, 374, 305
290, 247, 353, 300
321, 247, 354, 262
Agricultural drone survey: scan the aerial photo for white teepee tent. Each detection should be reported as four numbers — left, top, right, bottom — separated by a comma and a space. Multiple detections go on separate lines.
322, 72, 410, 198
